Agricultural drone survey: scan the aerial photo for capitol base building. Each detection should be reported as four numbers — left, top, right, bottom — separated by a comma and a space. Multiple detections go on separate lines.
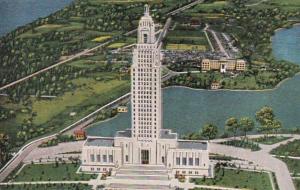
81, 5, 212, 188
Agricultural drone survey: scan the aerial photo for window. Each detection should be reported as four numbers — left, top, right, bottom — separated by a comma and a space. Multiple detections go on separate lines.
97, 155, 100, 162
103, 155, 107, 162
109, 155, 113, 163
90, 154, 95, 162
162, 156, 165, 163
143, 34, 148, 43
195, 158, 200, 166
189, 158, 193, 166
176, 157, 180, 165
182, 157, 187, 165
126, 155, 129, 162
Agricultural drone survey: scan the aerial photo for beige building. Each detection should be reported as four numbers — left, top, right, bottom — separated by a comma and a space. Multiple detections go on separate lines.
81, 6, 212, 189
201, 59, 246, 73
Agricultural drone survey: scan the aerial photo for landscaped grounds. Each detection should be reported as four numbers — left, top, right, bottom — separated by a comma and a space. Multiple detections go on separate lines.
251, 136, 291, 145
0, 184, 92, 190
191, 167, 273, 190
271, 140, 300, 157
11, 163, 96, 182
220, 140, 261, 151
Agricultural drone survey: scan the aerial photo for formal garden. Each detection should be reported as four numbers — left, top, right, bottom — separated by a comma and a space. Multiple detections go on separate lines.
190, 164, 273, 190
0, 183, 92, 190
271, 140, 300, 157
7, 162, 96, 182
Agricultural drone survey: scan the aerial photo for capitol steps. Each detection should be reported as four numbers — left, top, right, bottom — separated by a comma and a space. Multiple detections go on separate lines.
104, 165, 174, 190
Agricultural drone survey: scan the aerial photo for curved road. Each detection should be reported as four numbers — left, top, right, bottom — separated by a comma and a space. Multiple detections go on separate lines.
210, 134, 300, 190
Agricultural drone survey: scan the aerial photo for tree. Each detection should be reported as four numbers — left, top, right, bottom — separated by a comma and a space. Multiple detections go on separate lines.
225, 117, 239, 138
255, 106, 274, 126
201, 123, 218, 140
272, 119, 282, 134
239, 117, 255, 138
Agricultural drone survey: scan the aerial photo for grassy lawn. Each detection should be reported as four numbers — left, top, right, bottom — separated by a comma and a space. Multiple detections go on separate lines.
294, 179, 300, 190
11, 163, 96, 182
166, 44, 207, 51
277, 157, 300, 175
92, 36, 111, 42
107, 43, 127, 49
0, 73, 130, 137
251, 136, 291, 145
193, 1, 229, 12
271, 140, 300, 157
191, 168, 272, 190
0, 183, 92, 190
220, 140, 261, 151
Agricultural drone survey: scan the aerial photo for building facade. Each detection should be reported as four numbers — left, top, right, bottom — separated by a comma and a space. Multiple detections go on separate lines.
201, 59, 246, 73
81, 5, 211, 179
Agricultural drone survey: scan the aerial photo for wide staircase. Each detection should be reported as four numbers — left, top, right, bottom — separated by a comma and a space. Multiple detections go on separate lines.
104, 165, 175, 190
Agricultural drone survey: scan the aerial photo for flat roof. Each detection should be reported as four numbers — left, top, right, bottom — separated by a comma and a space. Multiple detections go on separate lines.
116, 129, 132, 138
177, 140, 208, 150
85, 138, 114, 147
160, 129, 177, 139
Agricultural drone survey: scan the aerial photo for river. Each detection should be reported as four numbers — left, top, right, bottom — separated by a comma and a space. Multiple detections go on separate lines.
0, 0, 73, 37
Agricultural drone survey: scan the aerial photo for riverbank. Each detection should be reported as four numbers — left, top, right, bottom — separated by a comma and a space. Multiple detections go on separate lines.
164, 71, 300, 92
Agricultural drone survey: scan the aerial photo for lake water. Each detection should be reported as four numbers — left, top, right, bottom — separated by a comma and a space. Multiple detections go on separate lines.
0, 0, 73, 37
272, 25, 300, 64
87, 25, 300, 137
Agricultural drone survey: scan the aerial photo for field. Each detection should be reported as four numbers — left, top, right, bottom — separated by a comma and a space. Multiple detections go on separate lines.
11, 163, 96, 182
107, 43, 127, 49
193, 1, 229, 12
271, 140, 300, 157
92, 36, 111, 42
165, 26, 210, 52
191, 168, 273, 190
0, 73, 130, 138
166, 44, 207, 51
0, 184, 92, 190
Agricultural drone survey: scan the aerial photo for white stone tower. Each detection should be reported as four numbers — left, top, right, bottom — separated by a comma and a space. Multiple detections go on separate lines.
131, 4, 162, 142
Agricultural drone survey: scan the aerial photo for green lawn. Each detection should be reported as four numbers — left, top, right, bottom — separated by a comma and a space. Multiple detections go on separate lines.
11, 163, 96, 182
193, 1, 229, 12
0, 73, 130, 138
277, 157, 300, 175
271, 140, 300, 157
0, 184, 92, 190
191, 168, 273, 190
251, 136, 291, 145
294, 179, 300, 190
220, 140, 261, 151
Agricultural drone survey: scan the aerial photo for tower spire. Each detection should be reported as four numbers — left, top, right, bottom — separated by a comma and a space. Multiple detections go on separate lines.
144, 4, 150, 16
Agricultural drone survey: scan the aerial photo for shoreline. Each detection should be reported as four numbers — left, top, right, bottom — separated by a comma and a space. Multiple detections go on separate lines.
164, 72, 300, 93
274, 22, 300, 32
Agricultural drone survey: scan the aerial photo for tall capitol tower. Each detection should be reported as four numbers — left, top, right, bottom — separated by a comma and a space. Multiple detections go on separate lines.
131, 4, 162, 141
81, 5, 211, 180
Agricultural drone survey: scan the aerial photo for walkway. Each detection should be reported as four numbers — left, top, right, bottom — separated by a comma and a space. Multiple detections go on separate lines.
210, 134, 300, 190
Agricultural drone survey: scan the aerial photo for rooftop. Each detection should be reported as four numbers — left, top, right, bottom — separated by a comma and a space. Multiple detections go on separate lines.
116, 129, 132, 138
160, 129, 177, 139
85, 138, 114, 147
177, 140, 208, 150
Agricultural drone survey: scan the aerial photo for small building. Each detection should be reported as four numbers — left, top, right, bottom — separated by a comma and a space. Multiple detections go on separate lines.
201, 59, 246, 73
211, 82, 221, 90
74, 130, 86, 140
117, 106, 128, 113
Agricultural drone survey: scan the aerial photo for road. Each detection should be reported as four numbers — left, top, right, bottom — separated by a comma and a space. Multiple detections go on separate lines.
210, 134, 300, 190
166, 0, 204, 16
0, 28, 137, 92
